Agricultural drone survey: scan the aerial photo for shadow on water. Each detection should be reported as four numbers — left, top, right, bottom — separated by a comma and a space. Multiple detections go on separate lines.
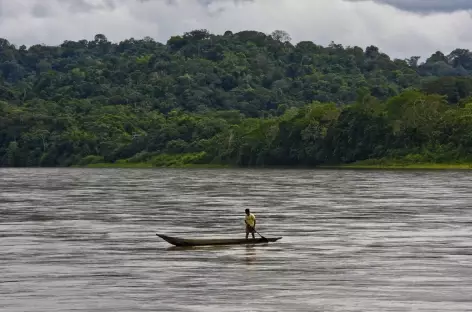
164, 243, 271, 252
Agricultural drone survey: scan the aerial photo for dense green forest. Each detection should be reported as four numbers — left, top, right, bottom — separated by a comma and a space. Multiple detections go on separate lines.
2, 29, 472, 167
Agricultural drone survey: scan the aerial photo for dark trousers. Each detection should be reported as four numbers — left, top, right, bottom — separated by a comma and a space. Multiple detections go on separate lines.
246, 225, 255, 238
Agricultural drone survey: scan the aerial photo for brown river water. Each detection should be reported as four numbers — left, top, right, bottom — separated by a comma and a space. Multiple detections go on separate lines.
1, 168, 472, 312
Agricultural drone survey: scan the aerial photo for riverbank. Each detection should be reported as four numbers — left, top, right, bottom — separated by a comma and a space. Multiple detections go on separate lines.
74, 151, 472, 170
84, 162, 229, 168
80, 152, 230, 169
322, 160, 472, 170
81, 159, 472, 170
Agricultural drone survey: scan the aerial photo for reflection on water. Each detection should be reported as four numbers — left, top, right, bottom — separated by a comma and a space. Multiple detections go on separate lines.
245, 245, 257, 265
1, 168, 472, 312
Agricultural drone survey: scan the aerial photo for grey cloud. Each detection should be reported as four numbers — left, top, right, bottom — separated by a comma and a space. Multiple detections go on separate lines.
53, 0, 252, 14
57, 0, 118, 13
0, 0, 472, 60
31, 3, 52, 18
345, 0, 472, 13
0, 0, 27, 19
140, 0, 254, 12
144, 0, 254, 6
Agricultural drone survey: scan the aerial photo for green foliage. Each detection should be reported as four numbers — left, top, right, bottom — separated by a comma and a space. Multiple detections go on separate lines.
150, 152, 209, 167
2, 30, 472, 167
77, 155, 105, 166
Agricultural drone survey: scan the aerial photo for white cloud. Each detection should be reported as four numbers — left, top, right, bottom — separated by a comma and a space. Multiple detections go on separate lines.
0, 0, 471, 60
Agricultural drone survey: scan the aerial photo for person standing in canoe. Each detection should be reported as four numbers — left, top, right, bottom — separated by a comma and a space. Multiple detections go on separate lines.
244, 208, 256, 239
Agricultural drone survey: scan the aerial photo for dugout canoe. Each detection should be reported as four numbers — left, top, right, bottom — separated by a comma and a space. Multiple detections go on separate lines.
156, 234, 282, 247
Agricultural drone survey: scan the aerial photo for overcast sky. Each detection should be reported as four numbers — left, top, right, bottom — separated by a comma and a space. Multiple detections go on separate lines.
1, 0, 471, 60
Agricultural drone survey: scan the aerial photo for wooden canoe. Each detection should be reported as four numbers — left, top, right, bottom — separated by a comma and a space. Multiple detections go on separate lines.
156, 234, 282, 247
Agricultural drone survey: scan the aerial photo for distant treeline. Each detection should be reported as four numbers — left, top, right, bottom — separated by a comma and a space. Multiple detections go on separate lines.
1, 29, 472, 167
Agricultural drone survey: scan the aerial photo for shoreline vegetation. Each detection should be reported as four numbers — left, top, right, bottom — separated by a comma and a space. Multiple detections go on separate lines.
78, 152, 472, 170
82, 163, 472, 170
322, 162, 472, 170
2, 30, 472, 169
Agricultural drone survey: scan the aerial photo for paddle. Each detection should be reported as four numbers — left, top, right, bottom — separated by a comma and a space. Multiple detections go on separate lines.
245, 220, 268, 243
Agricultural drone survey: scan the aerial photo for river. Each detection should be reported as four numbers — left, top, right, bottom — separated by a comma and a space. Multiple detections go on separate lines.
1, 168, 472, 311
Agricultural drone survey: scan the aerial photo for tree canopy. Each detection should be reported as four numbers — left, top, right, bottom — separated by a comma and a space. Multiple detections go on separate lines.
2, 30, 472, 167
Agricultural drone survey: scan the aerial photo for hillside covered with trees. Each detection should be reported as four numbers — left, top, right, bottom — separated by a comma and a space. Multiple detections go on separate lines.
1, 29, 472, 167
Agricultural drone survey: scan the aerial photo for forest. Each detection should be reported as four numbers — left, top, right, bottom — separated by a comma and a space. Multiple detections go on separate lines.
1, 29, 472, 167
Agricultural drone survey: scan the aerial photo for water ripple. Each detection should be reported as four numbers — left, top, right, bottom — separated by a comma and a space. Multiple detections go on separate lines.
1, 168, 472, 311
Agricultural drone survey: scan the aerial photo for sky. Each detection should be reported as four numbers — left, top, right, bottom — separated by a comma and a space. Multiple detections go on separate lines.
0, 0, 471, 60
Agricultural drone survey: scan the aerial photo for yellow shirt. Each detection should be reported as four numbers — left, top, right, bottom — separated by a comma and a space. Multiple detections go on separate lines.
245, 213, 256, 227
